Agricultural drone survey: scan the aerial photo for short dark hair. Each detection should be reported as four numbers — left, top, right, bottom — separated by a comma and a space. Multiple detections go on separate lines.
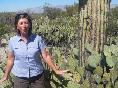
14, 13, 32, 36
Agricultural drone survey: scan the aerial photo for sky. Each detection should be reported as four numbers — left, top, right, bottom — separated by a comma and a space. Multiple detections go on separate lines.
0, 0, 117, 12
0, 0, 78, 12
111, 0, 118, 4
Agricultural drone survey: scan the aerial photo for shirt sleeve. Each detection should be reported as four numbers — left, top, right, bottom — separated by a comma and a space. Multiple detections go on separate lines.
8, 39, 14, 53
38, 36, 46, 52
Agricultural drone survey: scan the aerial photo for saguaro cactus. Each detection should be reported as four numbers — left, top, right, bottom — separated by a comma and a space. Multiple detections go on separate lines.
79, 0, 111, 66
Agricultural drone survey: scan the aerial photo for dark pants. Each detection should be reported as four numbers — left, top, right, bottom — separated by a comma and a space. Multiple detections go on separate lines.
13, 73, 45, 88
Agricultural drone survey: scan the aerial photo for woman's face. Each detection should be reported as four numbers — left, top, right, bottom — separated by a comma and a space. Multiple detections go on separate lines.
17, 18, 30, 35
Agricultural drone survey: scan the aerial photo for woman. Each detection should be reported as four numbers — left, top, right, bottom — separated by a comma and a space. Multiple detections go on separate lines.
0, 13, 68, 88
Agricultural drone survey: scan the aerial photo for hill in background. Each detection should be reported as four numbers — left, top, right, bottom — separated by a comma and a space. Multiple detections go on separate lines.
18, 5, 67, 13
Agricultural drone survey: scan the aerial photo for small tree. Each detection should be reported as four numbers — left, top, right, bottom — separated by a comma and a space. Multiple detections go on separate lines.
43, 6, 62, 19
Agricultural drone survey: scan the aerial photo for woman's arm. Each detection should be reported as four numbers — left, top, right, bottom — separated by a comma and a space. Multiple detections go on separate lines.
0, 52, 14, 83
41, 48, 68, 76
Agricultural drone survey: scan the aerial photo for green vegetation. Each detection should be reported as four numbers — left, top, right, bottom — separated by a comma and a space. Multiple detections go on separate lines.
0, 0, 118, 88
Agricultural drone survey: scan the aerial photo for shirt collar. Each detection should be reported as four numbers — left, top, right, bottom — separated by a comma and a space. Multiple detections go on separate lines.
16, 33, 33, 42
16, 35, 22, 42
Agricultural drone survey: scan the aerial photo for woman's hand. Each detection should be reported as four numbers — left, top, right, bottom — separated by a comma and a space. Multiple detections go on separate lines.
41, 49, 69, 76
54, 69, 69, 76
0, 52, 14, 84
0, 75, 8, 84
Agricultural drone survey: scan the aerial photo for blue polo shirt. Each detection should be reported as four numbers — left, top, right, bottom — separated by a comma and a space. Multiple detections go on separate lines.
8, 34, 46, 78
